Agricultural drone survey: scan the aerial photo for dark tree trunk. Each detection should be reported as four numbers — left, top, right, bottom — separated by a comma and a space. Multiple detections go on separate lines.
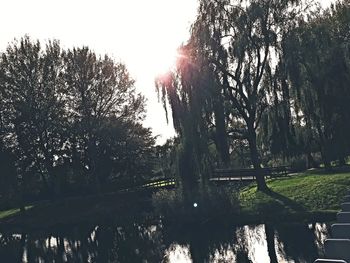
247, 127, 268, 192
214, 95, 230, 167
89, 138, 101, 194
39, 171, 50, 196
316, 124, 332, 172
42, 165, 59, 202
265, 224, 278, 263
14, 174, 26, 215
179, 138, 198, 209
57, 236, 65, 263
321, 150, 332, 172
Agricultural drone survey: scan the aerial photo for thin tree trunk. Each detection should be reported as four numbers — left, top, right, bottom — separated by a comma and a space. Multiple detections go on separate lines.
316, 123, 332, 171
39, 170, 50, 195
14, 173, 26, 215
89, 138, 101, 194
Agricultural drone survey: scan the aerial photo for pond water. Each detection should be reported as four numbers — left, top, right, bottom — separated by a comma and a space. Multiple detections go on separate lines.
0, 221, 330, 263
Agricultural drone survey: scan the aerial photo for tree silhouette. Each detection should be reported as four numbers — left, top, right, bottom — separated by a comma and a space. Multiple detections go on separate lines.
0, 37, 68, 198
0, 36, 155, 201
283, 0, 350, 169
63, 47, 146, 192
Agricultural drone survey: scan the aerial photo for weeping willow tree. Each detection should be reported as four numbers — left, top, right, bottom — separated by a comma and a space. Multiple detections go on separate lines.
155, 43, 229, 201
282, 0, 350, 169
257, 0, 350, 169
188, 0, 304, 191
155, 44, 210, 199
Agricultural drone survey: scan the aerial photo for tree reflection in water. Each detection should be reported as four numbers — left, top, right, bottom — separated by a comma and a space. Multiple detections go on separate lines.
0, 221, 329, 262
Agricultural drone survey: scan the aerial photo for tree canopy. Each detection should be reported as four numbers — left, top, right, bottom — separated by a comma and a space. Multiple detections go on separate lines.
0, 36, 156, 201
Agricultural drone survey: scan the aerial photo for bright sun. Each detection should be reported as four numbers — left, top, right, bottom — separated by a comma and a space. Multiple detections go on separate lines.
124, 34, 181, 86
152, 47, 179, 76
114, 0, 194, 81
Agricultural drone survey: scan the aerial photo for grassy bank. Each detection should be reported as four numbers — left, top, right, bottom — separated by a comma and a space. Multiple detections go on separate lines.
239, 170, 350, 222
0, 192, 154, 231
0, 169, 349, 229
0, 208, 22, 220
0, 206, 33, 220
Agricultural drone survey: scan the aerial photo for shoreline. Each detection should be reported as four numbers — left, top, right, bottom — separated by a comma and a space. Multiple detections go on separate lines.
1, 170, 348, 232
0, 206, 338, 233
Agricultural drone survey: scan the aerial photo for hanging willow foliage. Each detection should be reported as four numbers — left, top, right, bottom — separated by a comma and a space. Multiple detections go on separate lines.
282, 0, 350, 168
155, 44, 217, 193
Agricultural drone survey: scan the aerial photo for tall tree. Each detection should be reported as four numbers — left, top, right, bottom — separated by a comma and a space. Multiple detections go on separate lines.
0, 37, 155, 200
0, 37, 68, 197
190, 0, 302, 191
283, 0, 350, 169
156, 44, 214, 199
63, 47, 146, 192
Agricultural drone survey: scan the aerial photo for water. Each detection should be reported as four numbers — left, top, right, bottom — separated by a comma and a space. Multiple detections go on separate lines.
0, 221, 330, 262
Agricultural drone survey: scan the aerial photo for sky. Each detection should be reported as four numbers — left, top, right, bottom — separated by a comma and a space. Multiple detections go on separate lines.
0, 0, 335, 144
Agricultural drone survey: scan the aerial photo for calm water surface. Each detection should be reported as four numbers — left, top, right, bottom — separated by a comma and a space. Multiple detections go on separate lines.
0, 221, 330, 262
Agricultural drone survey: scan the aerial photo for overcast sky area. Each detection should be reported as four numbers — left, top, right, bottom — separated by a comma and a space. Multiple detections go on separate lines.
0, 0, 335, 144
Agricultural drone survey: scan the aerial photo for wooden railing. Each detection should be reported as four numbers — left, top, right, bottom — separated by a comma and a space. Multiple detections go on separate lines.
119, 166, 292, 192
212, 166, 291, 181
141, 177, 176, 189
119, 177, 176, 193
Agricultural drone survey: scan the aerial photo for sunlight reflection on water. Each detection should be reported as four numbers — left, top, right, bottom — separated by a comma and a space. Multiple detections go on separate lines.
165, 243, 192, 263
5, 222, 330, 263
163, 223, 329, 263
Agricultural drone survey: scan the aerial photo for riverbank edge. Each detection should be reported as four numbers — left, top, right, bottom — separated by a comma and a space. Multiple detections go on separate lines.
0, 207, 338, 233
1, 170, 348, 232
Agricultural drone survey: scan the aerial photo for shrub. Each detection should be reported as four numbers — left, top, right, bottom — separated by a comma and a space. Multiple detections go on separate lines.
152, 186, 240, 222
152, 188, 185, 218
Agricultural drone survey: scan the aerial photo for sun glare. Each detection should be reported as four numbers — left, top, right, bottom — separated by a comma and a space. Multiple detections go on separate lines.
149, 46, 179, 77
106, 0, 197, 82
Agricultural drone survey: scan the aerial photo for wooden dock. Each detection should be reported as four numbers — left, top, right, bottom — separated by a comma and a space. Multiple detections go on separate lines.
314, 191, 350, 262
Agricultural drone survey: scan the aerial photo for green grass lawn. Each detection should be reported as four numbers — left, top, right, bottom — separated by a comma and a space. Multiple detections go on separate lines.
0, 191, 153, 229
240, 171, 350, 218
